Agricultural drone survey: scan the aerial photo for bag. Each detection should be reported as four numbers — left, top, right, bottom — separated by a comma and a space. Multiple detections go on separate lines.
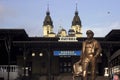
73, 61, 82, 76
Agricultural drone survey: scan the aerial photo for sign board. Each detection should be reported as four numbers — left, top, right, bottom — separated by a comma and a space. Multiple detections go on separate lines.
58, 37, 78, 42
54, 50, 81, 56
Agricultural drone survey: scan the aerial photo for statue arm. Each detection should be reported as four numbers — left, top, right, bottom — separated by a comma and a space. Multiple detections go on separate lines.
94, 41, 102, 58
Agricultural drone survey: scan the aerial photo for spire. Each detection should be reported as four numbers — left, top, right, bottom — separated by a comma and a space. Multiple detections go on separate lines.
43, 4, 53, 27
72, 3, 81, 26
75, 3, 78, 15
76, 3, 78, 12
47, 3, 49, 11
46, 3, 50, 15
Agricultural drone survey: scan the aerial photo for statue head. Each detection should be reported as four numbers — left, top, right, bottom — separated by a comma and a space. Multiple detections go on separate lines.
86, 30, 94, 39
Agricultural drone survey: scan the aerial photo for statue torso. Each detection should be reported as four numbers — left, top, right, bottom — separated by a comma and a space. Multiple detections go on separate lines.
84, 39, 96, 58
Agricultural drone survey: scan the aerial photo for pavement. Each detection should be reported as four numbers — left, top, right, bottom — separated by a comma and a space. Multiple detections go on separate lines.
54, 73, 109, 80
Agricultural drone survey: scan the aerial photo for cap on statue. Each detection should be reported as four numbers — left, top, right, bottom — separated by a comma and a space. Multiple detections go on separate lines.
86, 30, 94, 35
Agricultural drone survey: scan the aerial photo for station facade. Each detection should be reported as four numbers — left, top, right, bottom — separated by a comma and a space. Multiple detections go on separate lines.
0, 7, 120, 80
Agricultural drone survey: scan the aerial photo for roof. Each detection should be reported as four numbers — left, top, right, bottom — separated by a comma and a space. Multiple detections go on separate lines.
0, 29, 28, 41
72, 11, 81, 26
105, 29, 120, 41
68, 29, 75, 32
43, 11, 53, 27
61, 28, 66, 31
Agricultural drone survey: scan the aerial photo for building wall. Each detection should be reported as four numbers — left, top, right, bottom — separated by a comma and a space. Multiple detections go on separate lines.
109, 49, 120, 76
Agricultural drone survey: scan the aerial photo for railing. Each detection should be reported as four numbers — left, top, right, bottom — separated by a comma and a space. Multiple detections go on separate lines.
0, 65, 19, 80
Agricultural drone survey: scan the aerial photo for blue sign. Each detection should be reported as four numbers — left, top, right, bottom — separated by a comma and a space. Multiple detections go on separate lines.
54, 50, 81, 56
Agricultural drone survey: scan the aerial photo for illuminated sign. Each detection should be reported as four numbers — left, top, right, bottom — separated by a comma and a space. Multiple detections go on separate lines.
54, 50, 81, 56
58, 37, 78, 42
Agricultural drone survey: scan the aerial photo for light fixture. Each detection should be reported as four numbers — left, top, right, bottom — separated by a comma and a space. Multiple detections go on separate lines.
39, 53, 43, 56
32, 52, 35, 57
25, 67, 28, 70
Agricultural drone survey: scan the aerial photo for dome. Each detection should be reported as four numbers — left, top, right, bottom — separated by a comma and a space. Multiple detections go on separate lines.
68, 29, 75, 32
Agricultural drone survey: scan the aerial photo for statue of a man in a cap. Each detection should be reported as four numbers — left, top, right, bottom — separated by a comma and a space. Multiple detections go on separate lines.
81, 30, 102, 80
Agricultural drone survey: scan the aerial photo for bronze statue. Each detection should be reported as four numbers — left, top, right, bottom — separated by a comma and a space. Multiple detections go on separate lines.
81, 30, 102, 80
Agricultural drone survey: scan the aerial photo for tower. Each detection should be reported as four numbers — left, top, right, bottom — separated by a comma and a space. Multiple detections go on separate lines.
70, 3, 82, 37
43, 5, 55, 37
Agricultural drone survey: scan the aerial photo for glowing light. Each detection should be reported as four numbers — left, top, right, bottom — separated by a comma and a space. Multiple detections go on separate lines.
39, 53, 43, 56
32, 52, 35, 56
